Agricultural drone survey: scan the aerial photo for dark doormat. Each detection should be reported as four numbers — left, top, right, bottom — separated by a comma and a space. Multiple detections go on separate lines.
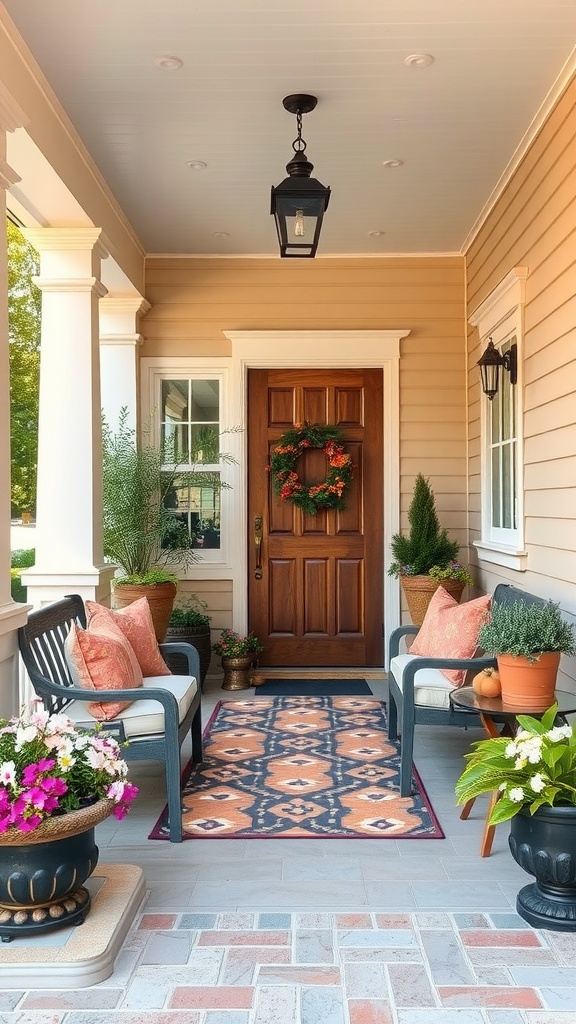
255, 679, 373, 696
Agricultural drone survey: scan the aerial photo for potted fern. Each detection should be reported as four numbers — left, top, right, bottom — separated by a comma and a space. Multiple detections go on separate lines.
102, 408, 227, 640
387, 473, 472, 625
165, 596, 212, 686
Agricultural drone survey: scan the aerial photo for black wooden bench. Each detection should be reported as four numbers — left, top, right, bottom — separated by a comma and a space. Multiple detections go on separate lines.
387, 583, 547, 796
18, 594, 203, 842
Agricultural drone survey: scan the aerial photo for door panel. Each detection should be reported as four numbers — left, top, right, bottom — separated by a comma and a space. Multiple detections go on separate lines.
248, 368, 383, 667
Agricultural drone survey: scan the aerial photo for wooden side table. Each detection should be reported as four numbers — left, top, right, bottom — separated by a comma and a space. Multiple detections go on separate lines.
450, 687, 576, 857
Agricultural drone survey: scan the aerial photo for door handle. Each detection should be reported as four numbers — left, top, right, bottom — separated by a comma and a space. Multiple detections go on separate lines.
254, 515, 263, 579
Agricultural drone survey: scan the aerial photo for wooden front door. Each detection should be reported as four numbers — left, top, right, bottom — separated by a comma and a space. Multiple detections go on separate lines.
247, 368, 383, 666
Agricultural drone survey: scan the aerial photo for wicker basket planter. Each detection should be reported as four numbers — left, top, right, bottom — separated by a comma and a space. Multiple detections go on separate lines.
400, 575, 466, 627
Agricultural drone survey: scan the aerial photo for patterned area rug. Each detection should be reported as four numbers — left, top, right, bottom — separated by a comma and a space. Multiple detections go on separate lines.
149, 697, 443, 841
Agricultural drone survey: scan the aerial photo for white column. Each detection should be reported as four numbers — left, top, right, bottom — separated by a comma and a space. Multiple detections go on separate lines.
99, 295, 150, 432
21, 228, 116, 606
0, 83, 31, 717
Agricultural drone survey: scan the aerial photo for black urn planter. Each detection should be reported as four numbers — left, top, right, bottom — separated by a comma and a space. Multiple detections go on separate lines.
0, 798, 112, 942
164, 624, 211, 688
509, 804, 576, 931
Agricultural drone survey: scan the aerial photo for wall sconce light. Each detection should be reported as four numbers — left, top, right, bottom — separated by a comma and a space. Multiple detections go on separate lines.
477, 339, 518, 400
270, 94, 331, 258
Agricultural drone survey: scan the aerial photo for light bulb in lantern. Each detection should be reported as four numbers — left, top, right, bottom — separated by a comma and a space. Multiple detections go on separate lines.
294, 210, 305, 237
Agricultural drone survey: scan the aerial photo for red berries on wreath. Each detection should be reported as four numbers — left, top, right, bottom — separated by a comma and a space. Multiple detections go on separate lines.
268, 423, 353, 516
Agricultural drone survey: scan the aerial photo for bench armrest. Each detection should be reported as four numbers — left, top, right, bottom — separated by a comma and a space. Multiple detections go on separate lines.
159, 641, 200, 679
388, 624, 419, 659
393, 654, 497, 701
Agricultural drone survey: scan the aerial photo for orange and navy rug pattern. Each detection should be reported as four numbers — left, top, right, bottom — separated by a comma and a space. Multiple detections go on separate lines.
149, 697, 444, 840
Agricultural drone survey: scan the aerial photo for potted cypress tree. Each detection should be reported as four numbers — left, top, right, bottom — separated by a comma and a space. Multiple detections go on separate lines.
387, 473, 472, 625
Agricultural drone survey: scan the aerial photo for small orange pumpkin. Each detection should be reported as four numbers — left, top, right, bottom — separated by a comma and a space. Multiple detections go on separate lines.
472, 667, 501, 698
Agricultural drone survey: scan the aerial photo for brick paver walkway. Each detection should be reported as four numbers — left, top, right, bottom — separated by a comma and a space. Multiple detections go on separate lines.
5, 909, 576, 1022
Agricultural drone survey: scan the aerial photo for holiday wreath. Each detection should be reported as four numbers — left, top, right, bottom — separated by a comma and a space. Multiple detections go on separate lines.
268, 422, 353, 516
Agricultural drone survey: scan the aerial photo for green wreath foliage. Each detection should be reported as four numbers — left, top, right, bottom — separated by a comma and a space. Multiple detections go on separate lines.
268, 422, 353, 516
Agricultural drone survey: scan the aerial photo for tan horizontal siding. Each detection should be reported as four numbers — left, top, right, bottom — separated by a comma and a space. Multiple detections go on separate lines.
466, 75, 576, 626
144, 256, 469, 587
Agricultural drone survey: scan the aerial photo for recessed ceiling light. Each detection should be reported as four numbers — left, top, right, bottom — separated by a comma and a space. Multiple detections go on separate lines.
382, 159, 404, 169
212, 232, 229, 238
404, 53, 434, 68
186, 160, 208, 171
154, 55, 183, 71
368, 230, 385, 237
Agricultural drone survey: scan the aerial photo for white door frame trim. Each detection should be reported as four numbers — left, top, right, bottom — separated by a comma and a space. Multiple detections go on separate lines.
224, 330, 410, 665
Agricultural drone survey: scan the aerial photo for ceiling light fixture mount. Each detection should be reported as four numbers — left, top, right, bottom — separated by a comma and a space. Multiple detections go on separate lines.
270, 93, 331, 258
404, 53, 434, 68
154, 56, 183, 71
382, 159, 404, 168
477, 338, 518, 400
186, 160, 207, 171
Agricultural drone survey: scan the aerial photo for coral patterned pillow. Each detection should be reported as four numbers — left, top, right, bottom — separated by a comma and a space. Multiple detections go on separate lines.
64, 617, 144, 721
86, 598, 171, 678
409, 586, 492, 685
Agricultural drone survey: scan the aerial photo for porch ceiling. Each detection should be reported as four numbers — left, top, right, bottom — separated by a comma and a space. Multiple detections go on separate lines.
2, 0, 576, 257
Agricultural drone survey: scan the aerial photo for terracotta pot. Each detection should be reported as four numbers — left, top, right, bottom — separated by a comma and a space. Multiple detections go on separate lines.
509, 803, 576, 930
0, 798, 113, 942
112, 581, 177, 641
221, 655, 254, 691
400, 575, 465, 627
497, 651, 560, 711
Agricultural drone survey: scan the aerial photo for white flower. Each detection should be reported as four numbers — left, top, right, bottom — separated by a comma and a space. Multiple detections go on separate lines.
514, 757, 527, 770
14, 724, 38, 751
0, 760, 16, 787
498, 782, 507, 792
509, 787, 525, 803
546, 725, 572, 742
515, 736, 543, 764
57, 753, 76, 771
505, 741, 518, 758
530, 773, 546, 793
44, 713, 76, 735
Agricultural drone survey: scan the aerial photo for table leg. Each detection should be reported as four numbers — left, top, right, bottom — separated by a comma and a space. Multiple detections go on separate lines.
459, 712, 511, 857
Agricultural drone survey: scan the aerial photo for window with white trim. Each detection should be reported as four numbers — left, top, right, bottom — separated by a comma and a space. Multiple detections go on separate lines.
161, 378, 222, 551
469, 267, 527, 571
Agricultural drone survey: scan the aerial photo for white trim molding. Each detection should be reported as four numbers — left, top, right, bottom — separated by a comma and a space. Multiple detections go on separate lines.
469, 268, 528, 569
223, 330, 409, 657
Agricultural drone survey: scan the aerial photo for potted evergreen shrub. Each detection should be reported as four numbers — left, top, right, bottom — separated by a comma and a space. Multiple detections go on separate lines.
102, 407, 227, 640
387, 473, 472, 625
477, 598, 576, 710
165, 596, 212, 686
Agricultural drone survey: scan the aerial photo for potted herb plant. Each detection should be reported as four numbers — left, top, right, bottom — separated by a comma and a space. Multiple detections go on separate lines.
455, 703, 576, 930
212, 629, 264, 691
0, 703, 138, 941
477, 598, 576, 710
102, 407, 227, 640
165, 596, 212, 686
387, 473, 472, 625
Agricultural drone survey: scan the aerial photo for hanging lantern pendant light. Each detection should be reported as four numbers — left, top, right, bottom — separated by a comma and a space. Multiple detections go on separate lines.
270, 94, 331, 258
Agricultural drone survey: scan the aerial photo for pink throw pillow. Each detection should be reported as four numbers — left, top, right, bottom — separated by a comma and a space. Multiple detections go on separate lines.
86, 598, 171, 678
409, 586, 492, 685
64, 617, 143, 721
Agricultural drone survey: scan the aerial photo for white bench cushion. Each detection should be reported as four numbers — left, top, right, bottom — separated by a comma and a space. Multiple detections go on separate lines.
389, 654, 456, 711
65, 674, 199, 739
